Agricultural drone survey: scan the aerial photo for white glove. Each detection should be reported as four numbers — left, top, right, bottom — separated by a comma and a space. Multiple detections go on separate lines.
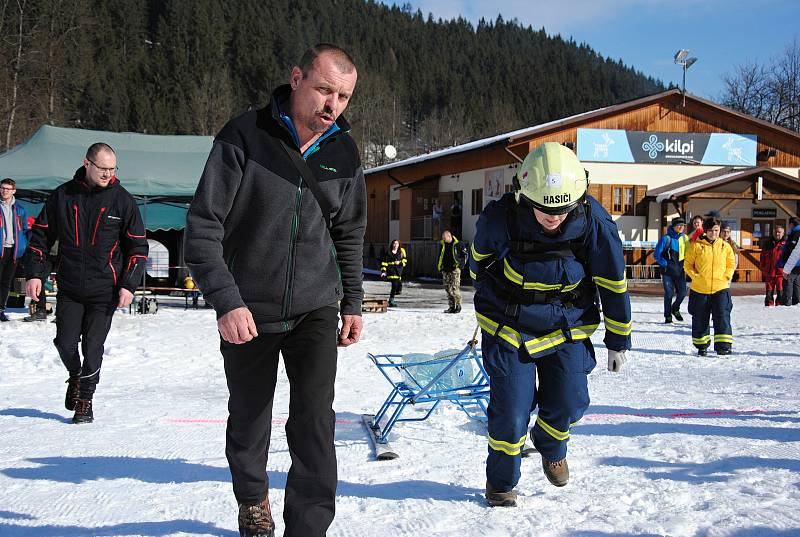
607, 350, 627, 373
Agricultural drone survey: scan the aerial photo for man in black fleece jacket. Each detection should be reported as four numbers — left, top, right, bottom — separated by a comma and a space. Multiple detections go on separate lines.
185, 44, 365, 537
25, 143, 148, 424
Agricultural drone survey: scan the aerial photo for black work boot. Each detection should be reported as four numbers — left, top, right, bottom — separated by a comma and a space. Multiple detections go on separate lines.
72, 399, 93, 424
65, 375, 80, 411
443, 306, 455, 313
238, 498, 275, 537
453, 304, 461, 313
542, 457, 569, 487
671, 309, 683, 322
485, 481, 517, 507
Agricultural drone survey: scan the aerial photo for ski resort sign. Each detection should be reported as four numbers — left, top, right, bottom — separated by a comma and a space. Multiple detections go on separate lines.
577, 128, 757, 166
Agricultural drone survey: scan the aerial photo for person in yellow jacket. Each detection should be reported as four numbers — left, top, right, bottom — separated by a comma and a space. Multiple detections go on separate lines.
684, 216, 735, 356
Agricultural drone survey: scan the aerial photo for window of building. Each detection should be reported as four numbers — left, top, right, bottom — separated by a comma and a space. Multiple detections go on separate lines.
471, 188, 483, 215
611, 185, 635, 215
390, 199, 399, 221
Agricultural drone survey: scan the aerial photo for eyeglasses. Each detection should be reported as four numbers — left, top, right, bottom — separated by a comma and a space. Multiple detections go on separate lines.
88, 159, 118, 174
0, 186, 15, 191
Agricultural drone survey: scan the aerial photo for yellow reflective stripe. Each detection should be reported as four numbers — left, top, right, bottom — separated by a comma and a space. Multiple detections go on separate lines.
488, 434, 527, 456
692, 335, 711, 344
497, 325, 522, 349
477, 312, 521, 349
470, 269, 477, 280
536, 416, 570, 441
476, 312, 499, 333
593, 275, 628, 294
714, 334, 733, 342
502, 259, 580, 291
471, 243, 493, 261
523, 280, 580, 292
604, 317, 632, 336
525, 330, 567, 356
570, 324, 599, 340
503, 259, 523, 285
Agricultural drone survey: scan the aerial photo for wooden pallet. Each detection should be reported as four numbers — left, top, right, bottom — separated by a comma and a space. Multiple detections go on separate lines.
362, 297, 388, 313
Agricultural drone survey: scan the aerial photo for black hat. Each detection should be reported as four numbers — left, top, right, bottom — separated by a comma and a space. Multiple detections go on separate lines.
671, 217, 686, 226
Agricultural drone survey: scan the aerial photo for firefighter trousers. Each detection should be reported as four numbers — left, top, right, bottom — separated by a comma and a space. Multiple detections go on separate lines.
482, 333, 596, 492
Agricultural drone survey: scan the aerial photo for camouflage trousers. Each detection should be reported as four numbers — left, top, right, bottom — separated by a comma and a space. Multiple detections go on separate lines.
442, 268, 461, 308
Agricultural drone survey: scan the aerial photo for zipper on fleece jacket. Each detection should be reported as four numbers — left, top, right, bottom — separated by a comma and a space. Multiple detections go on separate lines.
91, 207, 106, 245
281, 181, 303, 329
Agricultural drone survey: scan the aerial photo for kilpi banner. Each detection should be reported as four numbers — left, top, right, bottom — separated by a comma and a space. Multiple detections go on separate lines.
577, 128, 757, 166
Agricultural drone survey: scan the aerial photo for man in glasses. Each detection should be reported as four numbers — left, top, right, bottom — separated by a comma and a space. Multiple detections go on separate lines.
469, 142, 631, 507
0, 178, 29, 321
185, 44, 364, 537
25, 143, 148, 424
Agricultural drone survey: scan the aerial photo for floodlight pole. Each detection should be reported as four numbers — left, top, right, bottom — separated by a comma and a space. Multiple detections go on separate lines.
682, 63, 687, 107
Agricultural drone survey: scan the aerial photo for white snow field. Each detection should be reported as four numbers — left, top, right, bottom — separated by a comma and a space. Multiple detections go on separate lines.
1, 281, 799, 537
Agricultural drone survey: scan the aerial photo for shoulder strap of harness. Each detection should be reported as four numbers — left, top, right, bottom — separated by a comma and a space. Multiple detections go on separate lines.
504, 196, 592, 266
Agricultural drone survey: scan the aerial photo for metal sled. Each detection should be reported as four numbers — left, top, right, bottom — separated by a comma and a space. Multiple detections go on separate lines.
363, 339, 491, 460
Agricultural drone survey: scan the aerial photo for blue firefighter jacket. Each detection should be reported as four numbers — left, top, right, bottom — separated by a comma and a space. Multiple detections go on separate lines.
469, 194, 632, 357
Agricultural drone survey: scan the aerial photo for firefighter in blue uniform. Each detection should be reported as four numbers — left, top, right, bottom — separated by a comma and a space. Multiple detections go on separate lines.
469, 143, 632, 507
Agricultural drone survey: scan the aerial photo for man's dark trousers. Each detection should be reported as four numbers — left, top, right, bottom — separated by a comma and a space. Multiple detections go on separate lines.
661, 271, 686, 318
54, 291, 116, 399
223, 305, 339, 537
0, 247, 16, 310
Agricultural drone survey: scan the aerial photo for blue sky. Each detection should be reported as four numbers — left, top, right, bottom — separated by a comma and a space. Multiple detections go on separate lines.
386, 0, 798, 100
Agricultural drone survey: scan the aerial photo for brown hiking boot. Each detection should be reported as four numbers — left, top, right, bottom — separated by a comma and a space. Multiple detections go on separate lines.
72, 399, 93, 424
65, 375, 80, 411
485, 481, 517, 507
542, 457, 569, 487
238, 498, 275, 537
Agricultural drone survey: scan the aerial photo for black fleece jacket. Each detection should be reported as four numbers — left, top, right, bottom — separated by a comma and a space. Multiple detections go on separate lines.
185, 85, 366, 332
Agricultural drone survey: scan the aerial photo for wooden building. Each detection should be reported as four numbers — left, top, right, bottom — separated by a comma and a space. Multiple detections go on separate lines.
364, 89, 800, 279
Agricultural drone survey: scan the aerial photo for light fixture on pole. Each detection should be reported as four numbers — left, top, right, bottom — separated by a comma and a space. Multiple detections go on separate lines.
674, 49, 698, 107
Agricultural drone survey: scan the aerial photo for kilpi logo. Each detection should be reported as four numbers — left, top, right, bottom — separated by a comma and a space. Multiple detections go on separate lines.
642, 134, 695, 159
641, 135, 665, 159
319, 164, 337, 173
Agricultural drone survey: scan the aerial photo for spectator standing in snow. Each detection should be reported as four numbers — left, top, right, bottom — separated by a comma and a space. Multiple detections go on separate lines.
720, 223, 740, 282
380, 239, 406, 307
689, 214, 704, 243
438, 229, 466, 313
184, 44, 365, 537
759, 225, 785, 306
779, 217, 800, 305
654, 216, 688, 323
685, 216, 735, 356
0, 178, 29, 322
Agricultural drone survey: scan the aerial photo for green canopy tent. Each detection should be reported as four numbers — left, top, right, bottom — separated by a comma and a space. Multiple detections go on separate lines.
0, 124, 213, 230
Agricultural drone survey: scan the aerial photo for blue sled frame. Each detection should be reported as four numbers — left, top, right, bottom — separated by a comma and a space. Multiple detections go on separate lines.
363, 342, 490, 460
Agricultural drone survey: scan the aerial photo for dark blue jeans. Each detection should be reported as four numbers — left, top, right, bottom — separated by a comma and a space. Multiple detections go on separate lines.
661, 271, 686, 318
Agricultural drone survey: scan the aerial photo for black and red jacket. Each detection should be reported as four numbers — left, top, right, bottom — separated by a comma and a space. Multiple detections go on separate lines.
25, 167, 149, 297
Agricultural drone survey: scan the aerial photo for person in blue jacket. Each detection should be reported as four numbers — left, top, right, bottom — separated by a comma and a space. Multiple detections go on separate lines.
0, 178, 29, 321
469, 143, 632, 507
654, 217, 689, 323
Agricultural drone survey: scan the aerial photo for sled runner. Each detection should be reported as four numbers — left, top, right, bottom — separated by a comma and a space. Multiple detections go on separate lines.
363, 336, 491, 460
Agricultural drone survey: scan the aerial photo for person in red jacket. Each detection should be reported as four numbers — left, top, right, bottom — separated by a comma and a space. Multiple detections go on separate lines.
760, 225, 786, 306
689, 214, 704, 243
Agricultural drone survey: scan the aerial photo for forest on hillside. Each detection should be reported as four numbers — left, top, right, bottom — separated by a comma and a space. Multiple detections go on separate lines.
1, 0, 666, 166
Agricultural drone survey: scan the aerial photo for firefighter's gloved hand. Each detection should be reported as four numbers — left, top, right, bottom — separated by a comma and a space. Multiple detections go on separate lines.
607, 349, 627, 372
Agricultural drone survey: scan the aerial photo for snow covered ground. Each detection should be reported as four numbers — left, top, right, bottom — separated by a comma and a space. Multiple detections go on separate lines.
1, 281, 799, 537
